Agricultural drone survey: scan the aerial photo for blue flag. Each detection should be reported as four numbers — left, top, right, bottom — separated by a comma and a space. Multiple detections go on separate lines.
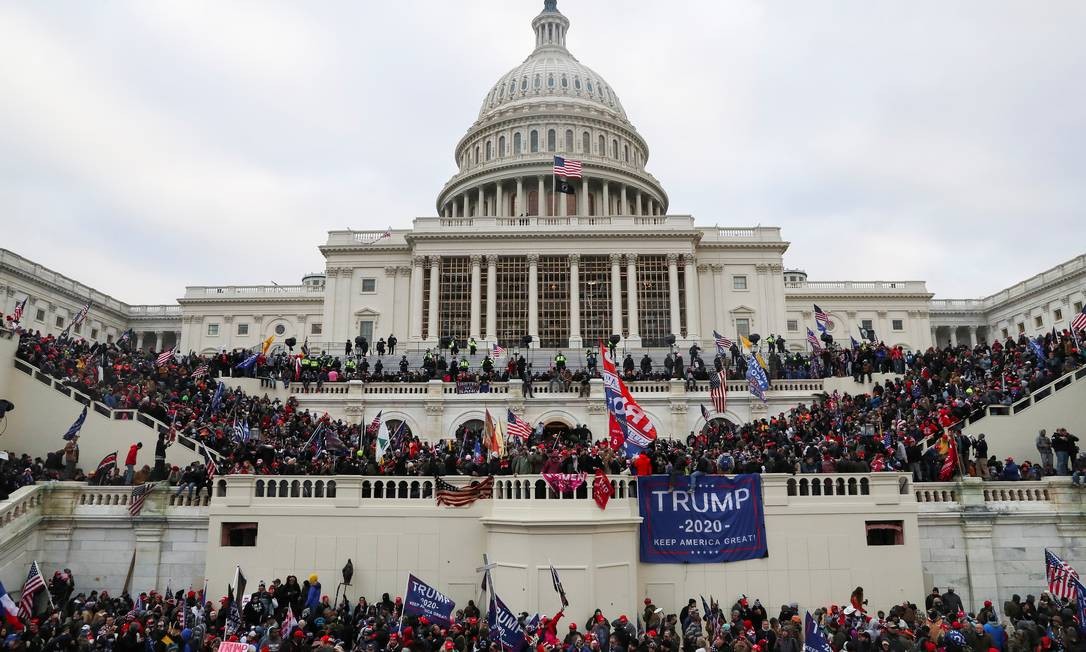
804, 612, 833, 652
207, 382, 225, 415
1029, 337, 1046, 361
745, 355, 769, 402
487, 593, 526, 652
403, 574, 456, 628
1074, 577, 1086, 636
850, 336, 860, 351
235, 352, 259, 370
63, 405, 88, 440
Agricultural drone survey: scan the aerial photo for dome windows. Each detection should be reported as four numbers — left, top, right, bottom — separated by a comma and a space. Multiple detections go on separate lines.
561, 75, 568, 88
582, 131, 590, 153
598, 134, 605, 155
485, 141, 492, 161
509, 79, 517, 95
547, 129, 556, 152
624, 143, 629, 162
564, 129, 574, 152
587, 80, 594, 93
514, 132, 523, 155
612, 139, 618, 159
498, 136, 506, 157
533, 74, 541, 90
521, 77, 528, 91
574, 77, 581, 90
474, 146, 480, 165
547, 74, 555, 89
530, 130, 539, 153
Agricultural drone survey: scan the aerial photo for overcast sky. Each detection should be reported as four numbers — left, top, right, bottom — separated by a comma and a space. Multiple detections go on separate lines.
2, 1, 1084, 304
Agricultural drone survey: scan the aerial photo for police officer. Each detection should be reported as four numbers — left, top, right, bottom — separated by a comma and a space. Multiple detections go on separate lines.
585, 349, 597, 374
399, 355, 409, 374
376, 338, 386, 356
469, 338, 478, 356
554, 351, 566, 371
387, 333, 397, 355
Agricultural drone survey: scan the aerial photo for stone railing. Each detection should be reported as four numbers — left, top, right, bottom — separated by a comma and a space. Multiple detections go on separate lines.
73, 485, 210, 511
11, 358, 222, 461
182, 285, 324, 298
784, 280, 928, 292
0, 249, 130, 315
0, 484, 46, 530
126, 305, 182, 317
415, 215, 698, 231
914, 478, 1077, 508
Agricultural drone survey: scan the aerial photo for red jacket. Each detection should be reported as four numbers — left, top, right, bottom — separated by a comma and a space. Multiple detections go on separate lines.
125, 444, 140, 466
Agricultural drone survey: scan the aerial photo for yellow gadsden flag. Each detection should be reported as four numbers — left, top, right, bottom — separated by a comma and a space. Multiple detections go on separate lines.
740, 335, 753, 350
261, 335, 275, 355
484, 409, 505, 456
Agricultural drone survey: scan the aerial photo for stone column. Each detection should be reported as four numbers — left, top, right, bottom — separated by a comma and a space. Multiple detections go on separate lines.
427, 256, 440, 342
626, 254, 641, 346
620, 184, 628, 215
610, 253, 623, 336
527, 254, 539, 347
559, 179, 567, 217
470, 255, 482, 340
569, 254, 582, 348
486, 254, 498, 342
684, 256, 700, 344
136, 332, 145, 351
711, 264, 725, 333
667, 253, 681, 339
968, 326, 977, 347
636, 190, 644, 216
409, 256, 424, 340
579, 175, 588, 217
461, 194, 468, 219
538, 176, 547, 217
931, 327, 938, 348
602, 182, 610, 217
496, 181, 505, 218
478, 186, 486, 217
515, 178, 524, 217
949, 327, 958, 348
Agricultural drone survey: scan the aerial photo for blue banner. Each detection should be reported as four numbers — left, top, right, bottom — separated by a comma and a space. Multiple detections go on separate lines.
488, 593, 526, 651
637, 474, 768, 564
403, 574, 455, 627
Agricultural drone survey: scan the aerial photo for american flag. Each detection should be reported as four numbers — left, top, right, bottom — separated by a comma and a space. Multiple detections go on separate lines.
1072, 306, 1086, 333
156, 348, 175, 366
506, 409, 533, 441
366, 411, 383, 435
435, 476, 494, 507
806, 327, 822, 352
492, 343, 505, 357
201, 444, 218, 479
72, 302, 91, 326
552, 156, 582, 179
191, 363, 209, 380
700, 404, 711, 423
1046, 548, 1080, 600
713, 330, 733, 354
11, 297, 27, 324
129, 482, 156, 517
17, 562, 45, 620
813, 304, 831, 331
708, 369, 727, 414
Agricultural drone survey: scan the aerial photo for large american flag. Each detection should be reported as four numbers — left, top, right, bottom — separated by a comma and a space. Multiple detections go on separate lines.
708, 369, 727, 414
506, 409, 533, 441
552, 156, 582, 179
129, 483, 156, 517
201, 444, 218, 479
366, 411, 383, 436
17, 562, 45, 620
1072, 306, 1086, 334
191, 363, 209, 380
813, 304, 831, 330
435, 476, 494, 507
713, 330, 733, 353
11, 297, 27, 324
156, 348, 175, 366
806, 327, 822, 352
72, 302, 91, 326
492, 343, 506, 357
1046, 548, 1080, 600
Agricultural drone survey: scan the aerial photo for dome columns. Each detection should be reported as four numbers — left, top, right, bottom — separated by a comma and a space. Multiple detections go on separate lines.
439, 173, 665, 221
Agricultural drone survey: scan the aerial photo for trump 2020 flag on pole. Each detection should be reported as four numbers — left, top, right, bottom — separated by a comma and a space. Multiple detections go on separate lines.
549, 565, 568, 608
804, 612, 833, 652
488, 592, 526, 652
403, 574, 456, 627
63, 405, 88, 440
1073, 576, 1086, 635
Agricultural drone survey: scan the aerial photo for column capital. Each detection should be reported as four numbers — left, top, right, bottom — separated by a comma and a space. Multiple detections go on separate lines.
470, 254, 483, 266
568, 253, 580, 265
609, 253, 623, 265
683, 255, 697, 267
526, 253, 540, 264
625, 253, 638, 265
412, 255, 427, 267
666, 253, 680, 265
710, 264, 724, 272
428, 255, 442, 266
384, 266, 399, 277
486, 254, 499, 266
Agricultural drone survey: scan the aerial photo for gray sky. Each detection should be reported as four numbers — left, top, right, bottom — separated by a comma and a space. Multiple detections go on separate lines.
2, 1, 1084, 304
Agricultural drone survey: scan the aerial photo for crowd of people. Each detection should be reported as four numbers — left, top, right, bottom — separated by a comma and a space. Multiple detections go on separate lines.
4, 573, 1083, 652
8, 326, 1086, 487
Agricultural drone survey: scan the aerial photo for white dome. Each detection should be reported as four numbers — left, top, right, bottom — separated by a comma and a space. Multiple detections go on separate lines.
479, 51, 627, 121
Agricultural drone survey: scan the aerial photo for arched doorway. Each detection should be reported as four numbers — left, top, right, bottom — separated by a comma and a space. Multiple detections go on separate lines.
386, 419, 412, 441
455, 418, 485, 444
699, 416, 737, 441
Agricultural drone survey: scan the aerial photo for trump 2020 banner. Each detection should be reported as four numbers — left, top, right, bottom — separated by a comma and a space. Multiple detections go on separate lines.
637, 474, 768, 563
403, 574, 456, 627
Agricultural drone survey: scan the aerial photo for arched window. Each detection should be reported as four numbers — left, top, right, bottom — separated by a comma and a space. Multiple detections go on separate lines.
509, 80, 516, 94
521, 76, 528, 91
547, 129, 556, 152
561, 75, 568, 88
587, 80, 594, 93
534, 74, 541, 90
498, 136, 506, 157
548, 74, 555, 89
474, 146, 479, 164
530, 130, 539, 153
485, 141, 492, 161
564, 129, 573, 152
612, 139, 619, 159
514, 132, 522, 155
574, 77, 581, 90
582, 131, 590, 153
624, 143, 629, 162
598, 135, 605, 155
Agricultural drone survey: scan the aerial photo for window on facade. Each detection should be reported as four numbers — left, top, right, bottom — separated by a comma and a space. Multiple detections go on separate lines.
73, 323, 81, 334
1054, 308, 1063, 322
547, 74, 555, 88
1076, 301, 1084, 313
55, 316, 64, 328
598, 135, 605, 155
735, 318, 751, 338
538, 257, 570, 348
565, 129, 573, 152
221, 522, 258, 547
578, 256, 613, 347
636, 255, 672, 347
474, 146, 479, 164
106, 333, 113, 343
587, 80, 594, 93
861, 319, 874, 332
865, 520, 904, 546
732, 276, 747, 290
311, 323, 323, 335
787, 320, 799, 332
547, 129, 556, 152
624, 143, 630, 162
582, 132, 590, 153
574, 77, 581, 90
437, 257, 471, 345
561, 75, 568, 88
892, 319, 904, 331
513, 133, 522, 155
530, 131, 539, 153
1002, 328, 1009, 339
1034, 316, 1043, 328
509, 80, 516, 94
274, 324, 286, 336
498, 136, 506, 157
361, 278, 377, 293
359, 320, 373, 342
35, 308, 45, 322
237, 323, 249, 336
495, 257, 529, 348
533, 74, 541, 89
90, 328, 98, 340
612, 139, 619, 159
1017, 323, 1025, 333
207, 324, 219, 336
485, 141, 491, 161
521, 77, 528, 91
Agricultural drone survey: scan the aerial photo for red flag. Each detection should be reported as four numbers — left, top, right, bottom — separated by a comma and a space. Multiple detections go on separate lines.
592, 469, 613, 510
939, 434, 959, 481
607, 412, 625, 451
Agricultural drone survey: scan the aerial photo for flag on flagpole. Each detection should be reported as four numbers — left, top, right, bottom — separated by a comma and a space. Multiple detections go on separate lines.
1045, 548, 1080, 600
804, 612, 834, 652
435, 477, 494, 507
62, 405, 88, 440
366, 411, 383, 435
813, 304, 831, 333
807, 327, 822, 352
261, 335, 275, 356
740, 335, 753, 350
129, 483, 156, 517
376, 417, 391, 460
281, 605, 297, 639
506, 409, 532, 441
17, 562, 46, 620
700, 404, 711, 423
713, 330, 733, 354
11, 297, 27, 324
207, 382, 224, 415
1071, 306, 1086, 334
549, 565, 569, 608
235, 352, 259, 371
201, 444, 218, 479
94, 451, 117, 483
0, 583, 22, 630
156, 349, 175, 366
484, 410, 505, 456
552, 156, 583, 179
938, 434, 959, 481
708, 369, 727, 413
492, 343, 506, 357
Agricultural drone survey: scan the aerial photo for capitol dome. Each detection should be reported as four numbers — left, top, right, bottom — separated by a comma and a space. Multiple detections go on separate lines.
436, 0, 668, 220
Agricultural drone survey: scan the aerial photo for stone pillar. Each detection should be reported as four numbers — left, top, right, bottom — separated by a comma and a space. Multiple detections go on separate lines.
569, 254, 582, 348
579, 175, 588, 217
538, 176, 547, 217
968, 326, 977, 347
461, 194, 468, 219
527, 254, 539, 347
949, 328, 958, 348
559, 179, 567, 217
636, 190, 644, 216
667, 253, 681, 339
427, 256, 440, 342
409, 256, 424, 340
684, 256, 700, 344
497, 181, 505, 218
515, 178, 524, 217
711, 264, 725, 333
132, 523, 166, 594
620, 184, 627, 215
610, 253, 623, 336
470, 255, 482, 340
626, 254, 641, 347
486, 254, 498, 342
478, 186, 486, 217
136, 332, 145, 351
602, 182, 610, 217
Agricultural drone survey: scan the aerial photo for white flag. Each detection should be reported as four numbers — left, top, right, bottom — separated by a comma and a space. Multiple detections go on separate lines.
376, 418, 391, 460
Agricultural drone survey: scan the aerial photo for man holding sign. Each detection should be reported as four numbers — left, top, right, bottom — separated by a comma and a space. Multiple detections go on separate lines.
403, 574, 456, 628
